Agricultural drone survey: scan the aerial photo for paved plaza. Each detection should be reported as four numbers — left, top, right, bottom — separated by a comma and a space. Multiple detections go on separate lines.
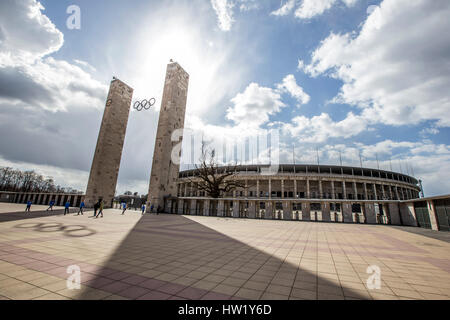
0, 203, 449, 300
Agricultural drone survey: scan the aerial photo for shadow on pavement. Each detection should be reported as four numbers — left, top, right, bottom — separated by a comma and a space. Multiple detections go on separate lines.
14, 221, 96, 238
79, 213, 368, 300
0, 208, 82, 223
387, 225, 450, 243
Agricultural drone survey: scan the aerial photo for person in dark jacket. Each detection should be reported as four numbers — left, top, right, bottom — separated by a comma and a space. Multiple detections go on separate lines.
25, 200, 32, 212
46, 199, 55, 211
77, 200, 85, 215
64, 201, 70, 215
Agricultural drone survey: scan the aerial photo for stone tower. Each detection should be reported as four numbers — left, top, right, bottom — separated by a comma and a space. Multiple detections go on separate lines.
85, 78, 134, 208
147, 62, 189, 211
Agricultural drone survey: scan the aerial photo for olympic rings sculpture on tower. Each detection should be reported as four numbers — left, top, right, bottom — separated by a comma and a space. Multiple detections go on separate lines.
133, 98, 156, 111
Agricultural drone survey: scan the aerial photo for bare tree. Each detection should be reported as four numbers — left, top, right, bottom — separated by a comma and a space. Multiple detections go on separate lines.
187, 146, 245, 198
0, 166, 76, 193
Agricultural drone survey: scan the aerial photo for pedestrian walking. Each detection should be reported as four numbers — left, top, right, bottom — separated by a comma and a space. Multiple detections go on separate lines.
25, 200, 32, 213
77, 200, 85, 215
92, 200, 99, 217
141, 203, 146, 215
150, 204, 154, 213
64, 201, 70, 215
95, 200, 104, 218
157, 205, 161, 215
46, 199, 55, 211
121, 202, 127, 215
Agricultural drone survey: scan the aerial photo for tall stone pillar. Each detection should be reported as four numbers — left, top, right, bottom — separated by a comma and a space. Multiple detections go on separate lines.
148, 62, 189, 212
373, 184, 378, 200
281, 180, 284, 198
85, 78, 133, 207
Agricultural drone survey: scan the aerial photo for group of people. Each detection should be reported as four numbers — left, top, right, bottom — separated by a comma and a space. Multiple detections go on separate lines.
121, 201, 149, 215
24, 199, 158, 217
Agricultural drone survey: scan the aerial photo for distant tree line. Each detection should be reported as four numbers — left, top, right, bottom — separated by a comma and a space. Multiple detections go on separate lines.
0, 166, 81, 194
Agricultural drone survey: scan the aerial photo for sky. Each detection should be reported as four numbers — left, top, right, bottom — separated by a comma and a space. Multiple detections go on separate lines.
0, 0, 449, 196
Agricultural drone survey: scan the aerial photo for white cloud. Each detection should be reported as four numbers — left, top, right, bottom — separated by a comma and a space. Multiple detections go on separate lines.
419, 127, 440, 137
0, 0, 63, 66
295, 0, 338, 19
211, 0, 235, 31
284, 112, 369, 143
303, 0, 450, 127
271, 0, 297, 16
226, 82, 285, 128
73, 59, 97, 73
0, 0, 107, 112
276, 74, 310, 105
270, 0, 359, 19
239, 0, 259, 12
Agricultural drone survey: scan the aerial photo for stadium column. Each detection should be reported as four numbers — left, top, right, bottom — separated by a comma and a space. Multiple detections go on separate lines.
426, 200, 439, 230
268, 179, 271, 199
256, 180, 260, 198
307, 179, 310, 198
363, 183, 368, 200
294, 180, 297, 198
331, 181, 335, 199
322, 202, 331, 221
282, 201, 291, 220
319, 180, 323, 199
364, 203, 377, 224
218, 200, 224, 217
248, 201, 256, 219
233, 200, 239, 218
203, 199, 210, 216
342, 202, 353, 222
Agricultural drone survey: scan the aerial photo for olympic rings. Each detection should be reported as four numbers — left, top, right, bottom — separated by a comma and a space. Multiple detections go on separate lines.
133, 98, 156, 111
